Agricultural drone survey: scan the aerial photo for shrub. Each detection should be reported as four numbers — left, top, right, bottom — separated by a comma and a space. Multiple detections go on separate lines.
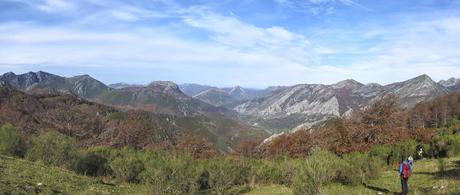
429, 134, 460, 157
26, 130, 77, 167
207, 157, 251, 194
387, 140, 417, 165
369, 145, 391, 165
73, 153, 110, 176
338, 152, 383, 185
0, 123, 23, 157
292, 149, 338, 195
248, 159, 285, 185
445, 134, 460, 157
437, 158, 447, 176
139, 150, 199, 194
110, 149, 144, 183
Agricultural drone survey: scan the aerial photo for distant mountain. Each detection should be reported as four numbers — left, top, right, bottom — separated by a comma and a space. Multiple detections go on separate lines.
179, 83, 214, 97
439, 77, 460, 91
193, 88, 237, 107
0, 84, 266, 152
98, 81, 233, 116
1, 71, 454, 133
0, 71, 109, 98
235, 74, 449, 132
384, 74, 449, 107
179, 83, 265, 99
222, 86, 265, 100
109, 82, 145, 89
179, 83, 266, 107
0, 72, 233, 117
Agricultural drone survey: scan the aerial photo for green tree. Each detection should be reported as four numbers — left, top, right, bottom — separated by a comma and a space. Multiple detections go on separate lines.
0, 123, 23, 156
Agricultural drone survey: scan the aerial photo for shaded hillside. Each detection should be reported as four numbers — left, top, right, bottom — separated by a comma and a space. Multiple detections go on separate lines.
0, 85, 266, 152
0, 72, 234, 117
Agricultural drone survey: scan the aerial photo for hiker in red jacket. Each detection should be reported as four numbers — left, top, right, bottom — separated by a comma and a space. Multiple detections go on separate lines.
399, 158, 411, 195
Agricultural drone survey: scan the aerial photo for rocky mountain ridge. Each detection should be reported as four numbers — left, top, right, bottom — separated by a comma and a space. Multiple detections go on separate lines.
439, 77, 460, 91
1, 71, 456, 133
0, 72, 233, 117
235, 74, 450, 132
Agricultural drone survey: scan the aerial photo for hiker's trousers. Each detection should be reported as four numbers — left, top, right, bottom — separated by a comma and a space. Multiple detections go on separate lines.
401, 177, 408, 195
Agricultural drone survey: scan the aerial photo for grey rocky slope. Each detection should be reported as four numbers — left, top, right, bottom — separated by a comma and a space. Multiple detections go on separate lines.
180, 84, 264, 99
179, 83, 214, 96
193, 88, 237, 107
0, 71, 233, 117
235, 74, 450, 132
439, 77, 460, 91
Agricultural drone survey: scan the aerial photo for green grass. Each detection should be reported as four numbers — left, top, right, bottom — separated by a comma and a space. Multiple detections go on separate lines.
247, 156, 460, 195
0, 155, 149, 194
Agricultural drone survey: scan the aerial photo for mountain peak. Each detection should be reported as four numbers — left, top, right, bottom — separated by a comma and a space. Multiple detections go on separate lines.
412, 74, 433, 82
332, 79, 364, 89
148, 81, 182, 94
148, 81, 179, 88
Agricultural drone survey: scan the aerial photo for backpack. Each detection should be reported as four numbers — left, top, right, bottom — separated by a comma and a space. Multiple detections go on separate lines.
402, 163, 409, 179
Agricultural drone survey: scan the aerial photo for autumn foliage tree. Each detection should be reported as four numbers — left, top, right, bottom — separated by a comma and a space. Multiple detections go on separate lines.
176, 134, 217, 159
262, 93, 457, 158
232, 139, 263, 158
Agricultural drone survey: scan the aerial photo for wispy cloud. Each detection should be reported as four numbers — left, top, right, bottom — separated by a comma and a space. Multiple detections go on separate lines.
274, 0, 372, 15
0, 0, 459, 87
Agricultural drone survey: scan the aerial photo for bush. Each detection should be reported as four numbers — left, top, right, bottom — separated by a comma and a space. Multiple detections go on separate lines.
110, 148, 144, 183
26, 130, 78, 167
437, 158, 447, 176
0, 123, 23, 157
338, 152, 383, 185
429, 134, 460, 157
445, 134, 460, 157
369, 145, 391, 165
248, 159, 285, 185
207, 158, 251, 194
387, 140, 417, 165
139, 150, 200, 194
292, 149, 338, 195
73, 153, 110, 176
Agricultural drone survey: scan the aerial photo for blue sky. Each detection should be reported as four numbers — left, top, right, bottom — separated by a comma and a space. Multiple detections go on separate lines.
1, 0, 460, 88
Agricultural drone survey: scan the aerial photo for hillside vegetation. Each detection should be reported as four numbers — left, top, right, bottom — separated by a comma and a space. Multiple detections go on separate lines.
0, 85, 265, 152
248, 156, 460, 194
1, 154, 459, 194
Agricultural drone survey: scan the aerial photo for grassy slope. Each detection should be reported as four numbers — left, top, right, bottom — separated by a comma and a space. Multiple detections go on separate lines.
2, 155, 459, 195
248, 156, 460, 195
0, 155, 149, 195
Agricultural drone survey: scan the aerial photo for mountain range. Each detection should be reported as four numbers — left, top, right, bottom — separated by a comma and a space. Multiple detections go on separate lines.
1, 71, 459, 134
0, 71, 232, 117
0, 82, 265, 152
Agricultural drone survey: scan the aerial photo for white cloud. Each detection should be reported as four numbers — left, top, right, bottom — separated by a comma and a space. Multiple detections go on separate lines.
274, 0, 372, 15
1, 1, 460, 87
36, 0, 75, 12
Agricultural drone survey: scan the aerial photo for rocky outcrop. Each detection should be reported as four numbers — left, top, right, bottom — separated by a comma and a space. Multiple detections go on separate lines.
439, 77, 460, 91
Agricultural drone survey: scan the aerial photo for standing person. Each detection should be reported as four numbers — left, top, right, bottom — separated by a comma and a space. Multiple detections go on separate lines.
399, 158, 410, 195
408, 156, 414, 171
